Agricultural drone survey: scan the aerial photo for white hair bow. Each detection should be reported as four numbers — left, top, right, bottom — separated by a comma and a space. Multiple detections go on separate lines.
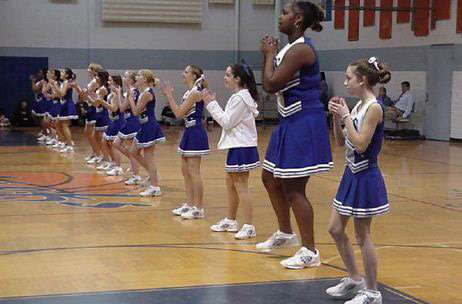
368, 57, 380, 71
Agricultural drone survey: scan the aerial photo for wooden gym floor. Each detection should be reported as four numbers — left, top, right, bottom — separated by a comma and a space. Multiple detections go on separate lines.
0, 125, 460, 304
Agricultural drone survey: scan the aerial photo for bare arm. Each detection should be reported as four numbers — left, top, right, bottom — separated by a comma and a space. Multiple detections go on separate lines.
42, 83, 58, 100
31, 80, 42, 94
69, 82, 87, 103
42, 85, 53, 100
58, 81, 70, 98
116, 87, 129, 112
118, 90, 130, 112
101, 93, 119, 112
331, 99, 383, 153
332, 116, 345, 147
130, 90, 151, 116
261, 37, 315, 94
160, 82, 201, 118
49, 81, 62, 98
87, 87, 107, 107
329, 97, 345, 146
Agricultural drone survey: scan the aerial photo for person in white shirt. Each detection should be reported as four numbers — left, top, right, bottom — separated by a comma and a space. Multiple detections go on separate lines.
202, 63, 260, 240
386, 81, 415, 120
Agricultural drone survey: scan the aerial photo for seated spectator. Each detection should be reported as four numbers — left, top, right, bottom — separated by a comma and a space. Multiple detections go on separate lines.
385, 81, 415, 120
12, 101, 34, 127
0, 108, 11, 128
377, 87, 393, 107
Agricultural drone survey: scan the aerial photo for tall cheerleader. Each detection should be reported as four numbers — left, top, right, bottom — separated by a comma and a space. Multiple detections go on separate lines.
100, 75, 124, 175
129, 69, 165, 196
113, 71, 142, 182
56, 68, 78, 153
257, 1, 333, 269
160, 65, 209, 219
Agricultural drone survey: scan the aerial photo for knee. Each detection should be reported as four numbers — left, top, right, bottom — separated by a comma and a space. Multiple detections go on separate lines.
261, 171, 275, 188
129, 147, 137, 157
181, 164, 189, 177
188, 163, 200, 177
328, 223, 343, 239
283, 188, 302, 203
354, 232, 366, 247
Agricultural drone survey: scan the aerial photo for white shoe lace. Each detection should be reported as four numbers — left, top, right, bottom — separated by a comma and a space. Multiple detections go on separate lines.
350, 290, 376, 304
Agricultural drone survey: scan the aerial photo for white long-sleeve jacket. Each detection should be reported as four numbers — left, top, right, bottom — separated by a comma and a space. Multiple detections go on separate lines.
206, 89, 259, 150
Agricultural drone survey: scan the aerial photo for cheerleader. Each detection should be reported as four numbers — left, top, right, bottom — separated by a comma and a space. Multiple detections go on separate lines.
56, 68, 78, 153
160, 65, 209, 219
202, 63, 260, 239
325, 57, 390, 304
80, 64, 104, 164
43, 69, 64, 148
31, 69, 50, 142
113, 71, 142, 181
100, 75, 124, 175
129, 69, 165, 196
257, 1, 333, 269
88, 71, 111, 170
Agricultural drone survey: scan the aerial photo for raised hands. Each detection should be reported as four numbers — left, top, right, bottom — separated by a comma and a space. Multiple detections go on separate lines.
260, 35, 279, 56
328, 96, 350, 118
159, 81, 174, 97
201, 89, 216, 105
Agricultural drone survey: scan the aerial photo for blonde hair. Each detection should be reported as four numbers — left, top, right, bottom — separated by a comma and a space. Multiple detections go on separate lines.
138, 69, 160, 87
125, 70, 137, 84
88, 63, 103, 74
187, 65, 208, 89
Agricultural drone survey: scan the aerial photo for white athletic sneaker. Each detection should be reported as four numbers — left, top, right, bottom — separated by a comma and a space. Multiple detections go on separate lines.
96, 161, 114, 171
345, 289, 382, 304
256, 230, 299, 252
326, 277, 366, 299
84, 154, 95, 161
59, 146, 74, 153
46, 138, 57, 145
280, 247, 321, 269
234, 224, 256, 240
86, 155, 101, 164
106, 166, 123, 176
52, 142, 64, 149
181, 206, 205, 219
125, 175, 142, 185
210, 217, 238, 232
172, 203, 192, 216
139, 185, 162, 197
38, 135, 49, 143
96, 162, 111, 171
